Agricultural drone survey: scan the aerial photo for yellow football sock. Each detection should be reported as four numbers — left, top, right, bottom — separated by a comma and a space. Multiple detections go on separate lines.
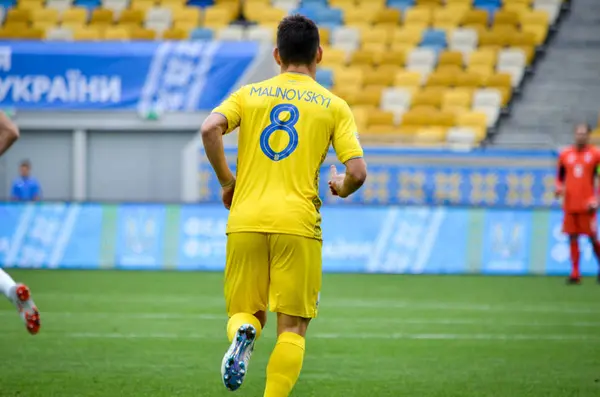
263, 332, 306, 397
226, 313, 262, 342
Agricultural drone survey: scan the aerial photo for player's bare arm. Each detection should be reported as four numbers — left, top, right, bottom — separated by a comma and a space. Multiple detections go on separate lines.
201, 113, 236, 209
328, 157, 367, 198
0, 111, 19, 156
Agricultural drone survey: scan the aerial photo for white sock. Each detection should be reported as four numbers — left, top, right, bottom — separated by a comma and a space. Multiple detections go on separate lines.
0, 269, 17, 299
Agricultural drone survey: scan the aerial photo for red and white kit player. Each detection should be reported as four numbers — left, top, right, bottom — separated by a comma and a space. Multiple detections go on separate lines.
555, 123, 600, 284
0, 111, 41, 334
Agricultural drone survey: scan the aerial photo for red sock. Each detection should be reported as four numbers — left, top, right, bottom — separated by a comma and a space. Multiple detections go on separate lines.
569, 238, 580, 279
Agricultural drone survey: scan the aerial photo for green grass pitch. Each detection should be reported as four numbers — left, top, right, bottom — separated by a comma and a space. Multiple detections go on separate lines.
1, 270, 599, 397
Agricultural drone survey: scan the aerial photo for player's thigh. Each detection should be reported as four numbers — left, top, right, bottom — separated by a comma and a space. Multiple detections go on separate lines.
225, 232, 270, 316
268, 234, 322, 319
562, 213, 578, 235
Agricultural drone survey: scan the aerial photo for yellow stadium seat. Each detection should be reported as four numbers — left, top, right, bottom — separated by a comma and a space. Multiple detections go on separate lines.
362, 43, 386, 63
436, 65, 462, 76
203, 7, 232, 28
367, 110, 395, 128
344, 8, 377, 26
513, 45, 535, 65
380, 50, 407, 67
364, 67, 396, 86
502, 3, 529, 20
456, 72, 486, 88
510, 31, 537, 47
90, 9, 114, 26
521, 9, 550, 27
334, 86, 360, 105
443, 89, 472, 109
411, 88, 444, 108
18, 27, 44, 39
6, 8, 31, 24
426, 71, 455, 88
119, 9, 145, 26
479, 30, 504, 48
319, 27, 330, 45
350, 49, 376, 67
468, 49, 497, 68
493, 10, 519, 27
374, 8, 401, 26
496, 86, 512, 106
73, 27, 101, 41
393, 27, 424, 45
33, 21, 57, 31
462, 23, 487, 37
130, 0, 154, 12
433, 7, 463, 26
355, 86, 383, 107
162, 27, 188, 40
404, 7, 432, 26
32, 8, 59, 22
437, 111, 456, 128
321, 47, 347, 67
62, 7, 88, 25
173, 21, 197, 33
467, 64, 493, 83
394, 70, 422, 87
438, 50, 463, 67
130, 27, 156, 40
252, 7, 286, 24
522, 24, 548, 44
457, 111, 488, 130
487, 72, 513, 90
461, 9, 488, 26
362, 26, 393, 46
104, 26, 129, 40
16, 0, 44, 11
334, 67, 364, 88
401, 107, 438, 126
0, 27, 19, 39
173, 7, 201, 26
390, 43, 415, 54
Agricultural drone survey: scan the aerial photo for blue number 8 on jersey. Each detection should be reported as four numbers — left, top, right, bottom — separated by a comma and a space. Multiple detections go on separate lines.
260, 103, 300, 161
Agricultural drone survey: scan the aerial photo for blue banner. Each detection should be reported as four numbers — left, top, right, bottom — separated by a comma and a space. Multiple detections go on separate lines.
2, 202, 594, 276
199, 148, 559, 209
0, 41, 258, 110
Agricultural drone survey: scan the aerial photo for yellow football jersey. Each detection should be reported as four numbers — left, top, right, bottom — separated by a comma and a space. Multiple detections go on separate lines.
212, 72, 363, 240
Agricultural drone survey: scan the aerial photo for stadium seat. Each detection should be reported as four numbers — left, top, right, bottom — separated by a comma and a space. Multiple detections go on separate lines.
467, 64, 494, 82
104, 26, 129, 39
350, 49, 376, 68
374, 7, 401, 26
406, 47, 437, 74
447, 126, 486, 144
334, 67, 364, 88
118, 9, 144, 26
32, 8, 60, 25
362, 27, 393, 47
364, 66, 396, 86
404, 7, 432, 25
272, 0, 300, 12
203, 7, 231, 29
468, 49, 497, 69
411, 88, 444, 108
426, 70, 455, 87
162, 27, 188, 40
449, 28, 478, 53
102, 0, 129, 14
320, 47, 347, 67
46, 26, 74, 40
316, 68, 334, 88
130, 0, 154, 12
172, 7, 201, 27
438, 50, 463, 67
461, 9, 488, 26
381, 87, 412, 114
130, 27, 156, 40
394, 70, 422, 87
61, 7, 89, 25
443, 88, 472, 108
456, 71, 486, 88
319, 27, 331, 45
331, 27, 360, 52
145, 8, 172, 33
190, 27, 213, 40
6, 8, 31, 24
534, 0, 561, 24
216, 25, 245, 41
367, 110, 396, 129
393, 26, 425, 46
457, 111, 488, 130
73, 26, 101, 40
90, 8, 114, 27
246, 25, 274, 44
380, 50, 408, 67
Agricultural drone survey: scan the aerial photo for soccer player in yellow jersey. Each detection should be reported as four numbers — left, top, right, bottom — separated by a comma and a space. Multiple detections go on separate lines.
200, 15, 367, 396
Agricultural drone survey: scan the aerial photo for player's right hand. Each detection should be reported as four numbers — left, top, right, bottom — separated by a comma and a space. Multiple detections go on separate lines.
222, 178, 236, 210
554, 185, 564, 198
328, 165, 347, 198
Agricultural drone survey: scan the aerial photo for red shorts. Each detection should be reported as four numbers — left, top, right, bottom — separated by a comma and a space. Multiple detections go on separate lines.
562, 212, 597, 236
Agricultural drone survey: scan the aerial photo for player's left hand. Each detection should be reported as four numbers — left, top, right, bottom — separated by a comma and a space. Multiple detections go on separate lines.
221, 178, 236, 210
328, 165, 347, 198
588, 197, 598, 213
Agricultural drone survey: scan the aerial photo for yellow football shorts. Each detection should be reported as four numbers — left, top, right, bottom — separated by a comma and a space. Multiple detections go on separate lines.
224, 232, 322, 319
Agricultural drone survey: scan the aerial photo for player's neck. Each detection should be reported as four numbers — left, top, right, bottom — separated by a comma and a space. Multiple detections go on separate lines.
280, 66, 315, 80
575, 144, 588, 151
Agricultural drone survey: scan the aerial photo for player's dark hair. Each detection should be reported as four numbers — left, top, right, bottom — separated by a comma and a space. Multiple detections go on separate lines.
20, 159, 30, 167
277, 15, 320, 66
